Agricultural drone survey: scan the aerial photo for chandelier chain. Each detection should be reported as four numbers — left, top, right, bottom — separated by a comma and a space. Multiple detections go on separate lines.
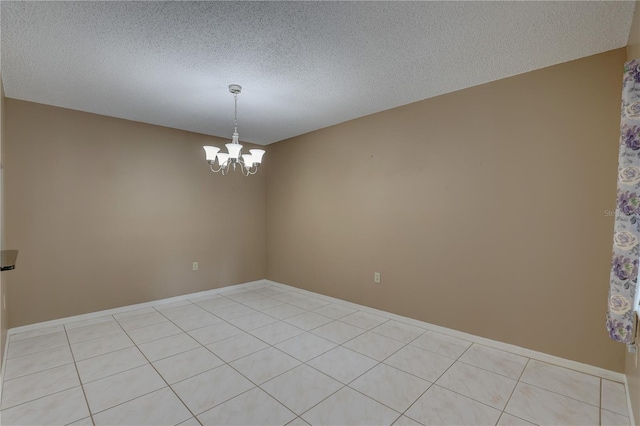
233, 93, 238, 134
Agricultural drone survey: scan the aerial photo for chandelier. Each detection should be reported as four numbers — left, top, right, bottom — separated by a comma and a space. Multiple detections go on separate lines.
203, 84, 265, 176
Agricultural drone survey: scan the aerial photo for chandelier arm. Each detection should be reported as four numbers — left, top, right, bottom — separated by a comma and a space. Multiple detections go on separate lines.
240, 161, 250, 177
209, 163, 223, 173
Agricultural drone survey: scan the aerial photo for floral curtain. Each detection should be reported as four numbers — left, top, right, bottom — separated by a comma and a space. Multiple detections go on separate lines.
608, 59, 640, 344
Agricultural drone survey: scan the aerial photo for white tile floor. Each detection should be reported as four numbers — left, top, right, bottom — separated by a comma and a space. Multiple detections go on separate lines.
0, 283, 631, 426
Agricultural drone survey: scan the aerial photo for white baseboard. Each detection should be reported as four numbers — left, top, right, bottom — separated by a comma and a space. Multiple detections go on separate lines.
264, 280, 626, 383
4, 277, 631, 416
7, 280, 266, 336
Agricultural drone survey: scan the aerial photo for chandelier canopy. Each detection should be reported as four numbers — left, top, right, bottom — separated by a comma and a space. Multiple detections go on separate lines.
203, 84, 265, 176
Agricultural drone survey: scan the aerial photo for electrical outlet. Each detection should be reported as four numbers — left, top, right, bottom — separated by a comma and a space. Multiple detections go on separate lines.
192, 262, 198, 271
374, 272, 381, 283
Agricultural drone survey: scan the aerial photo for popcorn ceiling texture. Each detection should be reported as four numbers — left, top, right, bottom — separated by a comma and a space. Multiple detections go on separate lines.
0, 1, 635, 145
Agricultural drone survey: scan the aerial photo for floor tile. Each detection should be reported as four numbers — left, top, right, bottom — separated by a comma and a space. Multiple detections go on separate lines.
250, 321, 305, 345
339, 311, 388, 330
7, 331, 69, 359
137, 333, 200, 362
350, 363, 430, 412
263, 303, 306, 320
76, 346, 148, 383
602, 379, 628, 415
241, 297, 284, 311
206, 332, 269, 363
170, 311, 223, 331
117, 311, 168, 330
65, 316, 115, 330
312, 303, 357, 319
66, 320, 122, 344
310, 321, 365, 344
307, 346, 378, 384
226, 291, 264, 303
153, 347, 224, 384
177, 417, 201, 426
10, 325, 65, 342
4, 345, 74, 380
275, 333, 337, 362
93, 387, 192, 425
71, 331, 134, 361
159, 304, 207, 320
288, 296, 331, 311
393, 415, 423, 426
83, 364, 165, 413
1, 364, 80, 409
228, 311, 279, 331
459, 344, 528, 379
302, 387, 400, 426
219, 288, 252, 296
2, 285, 628, 426
504, 382, 599, 426
171, 365, 255, 415
497, 413, 536, 425
411, 331, 472, 360
519, 360, 600, 406
384, 345, 454, 382
262, 365, 342, 415
271, 292, 306, 304
188, 321, 243, 345
284, 311, 333, 331
195, 297, 238, 312
601, 408, 630, 426
286, 417, 311, 426
405, 385, 501, 426
230, 347, 301, 384
435, 361, 517, 409
254, 287, 287, 297
371, 320, 425, 343
67, 416, 95, 425
0, 387, 89, 426
207, 303, 256, 320
343, 331, 405, 361
126, 320, 183, 344
197, 387, 296, 426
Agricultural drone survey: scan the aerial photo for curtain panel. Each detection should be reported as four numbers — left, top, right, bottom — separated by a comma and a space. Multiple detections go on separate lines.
608, 59, 640, 344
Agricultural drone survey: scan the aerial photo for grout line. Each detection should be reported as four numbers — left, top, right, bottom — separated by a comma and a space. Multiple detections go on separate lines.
499, 355, 530, 420
111, 315, 202, 425
3, 359, 76, 382
599, 378, 603, 426
62, 321, 96, 426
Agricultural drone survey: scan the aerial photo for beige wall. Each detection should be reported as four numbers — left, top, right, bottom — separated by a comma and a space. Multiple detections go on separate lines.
626, 4, 640, 422
4, 99, 266, 327
0, 74, 7, 371
266, 49, 627, 372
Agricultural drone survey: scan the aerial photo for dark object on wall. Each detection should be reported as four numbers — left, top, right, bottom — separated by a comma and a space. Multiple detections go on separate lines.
1, 250, 18, 271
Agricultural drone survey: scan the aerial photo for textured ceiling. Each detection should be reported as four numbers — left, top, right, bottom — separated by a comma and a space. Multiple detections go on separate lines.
0, 1, 636, 145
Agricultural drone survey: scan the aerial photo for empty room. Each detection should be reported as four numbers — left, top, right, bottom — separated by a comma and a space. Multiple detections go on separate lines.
0, 1, 639, 425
